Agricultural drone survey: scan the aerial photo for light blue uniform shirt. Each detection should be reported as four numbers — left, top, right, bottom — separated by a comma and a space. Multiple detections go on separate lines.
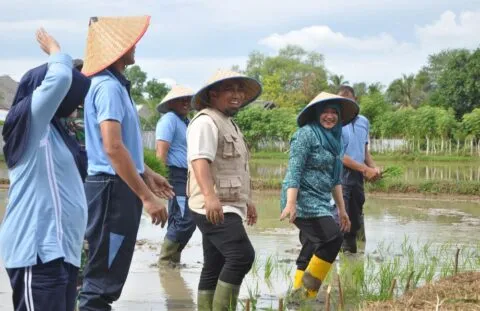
342, 115, 370, 164
0, 53, 88, 268
155, 111, 188, 169
84, 69, 144, 175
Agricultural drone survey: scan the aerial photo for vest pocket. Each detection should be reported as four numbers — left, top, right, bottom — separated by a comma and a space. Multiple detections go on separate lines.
222, 134, 240, 158
217, 175, 242, 202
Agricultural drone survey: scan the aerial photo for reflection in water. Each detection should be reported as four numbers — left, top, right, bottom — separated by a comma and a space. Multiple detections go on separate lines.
159, 268, 195, 311
250, 161, 480, 182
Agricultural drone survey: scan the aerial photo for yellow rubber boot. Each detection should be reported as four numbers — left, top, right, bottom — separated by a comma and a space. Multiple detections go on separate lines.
293, 270, 304, 290
302, 255, 332, 297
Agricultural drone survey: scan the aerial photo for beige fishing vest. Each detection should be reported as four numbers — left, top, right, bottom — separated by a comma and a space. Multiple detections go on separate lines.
187, 108, 250, 219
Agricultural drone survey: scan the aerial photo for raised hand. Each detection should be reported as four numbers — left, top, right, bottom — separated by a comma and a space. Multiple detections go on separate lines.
36, 28, 60, 55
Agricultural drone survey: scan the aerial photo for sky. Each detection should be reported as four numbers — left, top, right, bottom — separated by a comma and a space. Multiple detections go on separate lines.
0, 0, 479, 90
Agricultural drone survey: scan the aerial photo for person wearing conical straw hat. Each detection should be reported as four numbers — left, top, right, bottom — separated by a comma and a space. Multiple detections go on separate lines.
187, 70, 261, 310
77, 16, 174, 310
0, 28, 91, 311
280, 92, 358, 300
155, 85, 196, 266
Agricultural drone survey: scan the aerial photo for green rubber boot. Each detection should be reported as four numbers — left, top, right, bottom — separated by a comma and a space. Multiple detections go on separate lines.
197, 290, 215, 311
212, 280, 240, 311
158, 238, 181, 266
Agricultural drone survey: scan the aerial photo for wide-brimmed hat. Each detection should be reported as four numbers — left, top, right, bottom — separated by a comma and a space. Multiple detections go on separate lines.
156, 85, 195, 113
297, 92, 359, 127
82, 15, 150, 77
191, 70, 262, 111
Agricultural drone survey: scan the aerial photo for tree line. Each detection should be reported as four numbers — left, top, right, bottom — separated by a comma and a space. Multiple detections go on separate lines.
126, 45, 480, 153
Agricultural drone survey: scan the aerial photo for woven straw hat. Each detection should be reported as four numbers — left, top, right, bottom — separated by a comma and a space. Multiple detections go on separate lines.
297, 92, 359, 127
192, 70, 262, 111
156, 85, 195, 113
82, 15, 150, 77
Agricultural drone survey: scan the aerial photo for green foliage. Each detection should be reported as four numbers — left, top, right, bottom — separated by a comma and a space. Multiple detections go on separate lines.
235, 106, 297, 150
144, 149, 168, 176
124, 65, 171, 131
329, 74, 349, 93
243, 45, 328, 109
436, 49, 480, 118
125, 65, 147, 104
380, 165, 404, 179
462, 108, 480, 139
386, 74, 421, 107
353, 82, 367, 98
359, 92, 391, 125
145, 78, 169, 102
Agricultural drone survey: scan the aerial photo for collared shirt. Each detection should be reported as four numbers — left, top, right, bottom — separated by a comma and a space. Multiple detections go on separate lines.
342, 115, 370, 165
0, 53, 87, 268
84, 68, 144, 175
155, 111, 188, 169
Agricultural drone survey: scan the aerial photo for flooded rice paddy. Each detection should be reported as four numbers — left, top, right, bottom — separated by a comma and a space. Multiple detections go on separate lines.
1, 188, 479, 310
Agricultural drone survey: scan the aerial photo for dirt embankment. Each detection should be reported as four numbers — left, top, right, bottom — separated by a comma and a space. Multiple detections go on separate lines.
363, 272, 480, 311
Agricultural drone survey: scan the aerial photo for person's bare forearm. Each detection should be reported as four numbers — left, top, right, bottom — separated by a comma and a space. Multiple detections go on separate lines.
365, 150, 377, 168
156, 141, 169, 164
343, 155, 368, 173
286, 188, 299, 205
331, 185, 345, 211
107, 144, 153, 202
191, 159, 216, 198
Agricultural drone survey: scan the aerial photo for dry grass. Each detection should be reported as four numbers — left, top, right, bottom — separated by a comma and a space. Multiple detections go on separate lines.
361, 272, 480, 311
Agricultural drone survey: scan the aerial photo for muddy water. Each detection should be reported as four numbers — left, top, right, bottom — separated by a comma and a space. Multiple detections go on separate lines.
0, 190, 479, 310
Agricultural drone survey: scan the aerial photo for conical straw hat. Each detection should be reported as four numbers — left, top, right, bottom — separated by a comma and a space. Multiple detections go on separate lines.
82, 15, 150, 77
156, 85, 195, 113
297, 92, 359, 127
192, 70, 262, 111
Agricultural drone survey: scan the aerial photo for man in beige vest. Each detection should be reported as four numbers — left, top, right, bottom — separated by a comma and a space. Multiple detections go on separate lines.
187, 70, 262, 311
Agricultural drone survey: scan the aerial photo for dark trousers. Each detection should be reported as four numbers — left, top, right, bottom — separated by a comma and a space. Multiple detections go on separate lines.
165, 167, 196, 246
192, 212, 255, 290
294, 216, 343, 271
342, 169, 366, 238
6, 257, 78, 311
78, 174, 143, 311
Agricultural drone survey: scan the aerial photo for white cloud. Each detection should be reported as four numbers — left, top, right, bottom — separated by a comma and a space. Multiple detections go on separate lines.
259, 10, 480, 85
415, 10, 480, 50
259, 26, 411, 53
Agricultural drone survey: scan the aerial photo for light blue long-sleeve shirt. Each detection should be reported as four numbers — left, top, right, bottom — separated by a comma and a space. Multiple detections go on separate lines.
0, 53, 88, 268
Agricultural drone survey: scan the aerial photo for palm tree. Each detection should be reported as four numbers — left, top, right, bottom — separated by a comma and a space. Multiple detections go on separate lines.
329, 74, 349, 92
367, 82, 384, 94
387, 74, 417, 107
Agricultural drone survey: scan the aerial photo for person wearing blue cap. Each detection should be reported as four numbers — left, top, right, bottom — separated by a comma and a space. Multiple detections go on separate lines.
280, 91, 358, 299
0, 28, 91, 311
